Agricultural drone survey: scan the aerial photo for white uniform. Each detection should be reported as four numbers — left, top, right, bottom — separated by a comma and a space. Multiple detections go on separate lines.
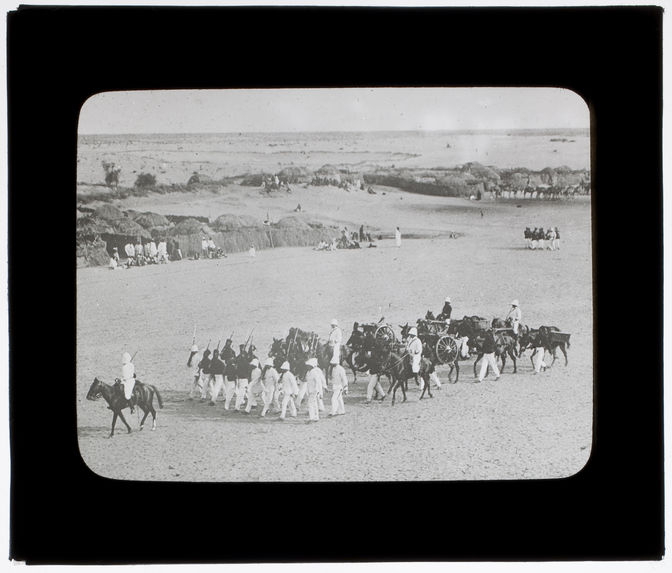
306, 366, 327, 421
121, 361, 135, 400
328, 327, 343, 365
245, 366, 263, 413
506, 307, 522, 335
395, 228, 401, 247
406, 336, 423, 374
224, 372, 237, 410
260, 367, 279, 417
329, 364, 348, 416
188, 357, 201, 399
278, 371, 299, 418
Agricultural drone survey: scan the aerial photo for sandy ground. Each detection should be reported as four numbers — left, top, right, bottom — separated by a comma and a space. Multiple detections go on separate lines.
77, 189, 592, 482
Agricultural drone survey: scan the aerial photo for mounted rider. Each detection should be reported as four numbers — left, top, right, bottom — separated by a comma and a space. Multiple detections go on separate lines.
120, 352, 136, 413
437, 296, 452, 325
327, 318, 343, 379
406, 327, 423, 387
506, 299, 522, 337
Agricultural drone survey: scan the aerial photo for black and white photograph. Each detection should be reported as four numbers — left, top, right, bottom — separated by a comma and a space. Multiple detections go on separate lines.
8, 4, 664, 564
76, 88, 592, 482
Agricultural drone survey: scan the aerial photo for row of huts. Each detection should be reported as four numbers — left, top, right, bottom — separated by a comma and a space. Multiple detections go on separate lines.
76, 204, 337, 267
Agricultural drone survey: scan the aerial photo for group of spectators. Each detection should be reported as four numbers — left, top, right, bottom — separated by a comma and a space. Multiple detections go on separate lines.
314, 224, 377, 251
110, 238, 180, 269
524, 226, 561, 250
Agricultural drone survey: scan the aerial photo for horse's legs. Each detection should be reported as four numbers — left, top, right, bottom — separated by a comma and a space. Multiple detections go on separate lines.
109, 412, 118, 438
118, 410, 132, 433
424, 375, 433, 398
139, 406, 150, 430
510, 349, 517, 373
391, 378, 398, 406
561, 344, 568, 366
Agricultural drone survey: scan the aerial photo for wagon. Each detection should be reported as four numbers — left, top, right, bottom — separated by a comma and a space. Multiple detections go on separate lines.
360, 321, 397, 343
548, 331, 571, 344
419, 332, 459, 365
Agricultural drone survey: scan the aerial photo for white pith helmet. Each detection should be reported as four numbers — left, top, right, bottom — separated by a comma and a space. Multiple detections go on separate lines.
305, 357, 318, 367
330, 319, 338, 326
263, 358, 274, 367
511, 299, 519, 306
122, 352, 131, 364
445, 296, 451, 302
250, 358, 260, 368
280, 361, 290, 371
409, 327, 418, 336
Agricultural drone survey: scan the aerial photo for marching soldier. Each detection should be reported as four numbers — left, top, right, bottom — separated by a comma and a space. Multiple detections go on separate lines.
208, 349, 226, 405
305, 357, 327, 423
187, 347, 202, 400
277, 361, 299, 420
198, 349, 213, 401
406, 327, 423, 387
477, 330, 500, 383
260, 358, 279, 417
329, 361, 348, 417
244, 358, 263, 414
235, 347, 251, 411
327, 319, 343, 379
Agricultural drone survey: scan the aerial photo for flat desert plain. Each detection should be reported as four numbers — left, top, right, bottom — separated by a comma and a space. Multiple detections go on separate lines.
77, 182, 593, 482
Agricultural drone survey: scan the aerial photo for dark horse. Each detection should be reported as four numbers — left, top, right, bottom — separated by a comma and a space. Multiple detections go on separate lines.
86, 377, 163, 437
370, 341, 433, 405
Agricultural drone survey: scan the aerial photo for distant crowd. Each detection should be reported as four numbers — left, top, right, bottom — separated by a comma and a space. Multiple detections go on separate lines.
109, 239, 181, 269
524, 227, 561, 250
314, 224, 378, 251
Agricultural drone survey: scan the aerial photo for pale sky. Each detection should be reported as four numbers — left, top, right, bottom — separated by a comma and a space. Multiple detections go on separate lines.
78, 88, 589, 134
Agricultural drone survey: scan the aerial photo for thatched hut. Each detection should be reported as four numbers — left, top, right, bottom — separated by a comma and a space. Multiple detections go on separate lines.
278, 166, 310, 184
94, 204, 125, 221
459, 162, 501, 182
170, 217, 214, 236
275, 215, 312, 230
76, 216, 115, 239
212, 213, 264, 232
132, 211, 172, 230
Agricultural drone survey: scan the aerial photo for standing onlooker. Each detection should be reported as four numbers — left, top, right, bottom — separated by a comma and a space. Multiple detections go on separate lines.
249, 244, 256, 258
554, 227, 560, 250
546, 226, 557, 250
305, 358, 327, 422
532, 333, 548, 374
201, 236, 209, 259
477, 330, 500, 383
405, 327, 423, 388
277, 361, 299, 420
329, 362, 348, 417
395, 226, 402, 247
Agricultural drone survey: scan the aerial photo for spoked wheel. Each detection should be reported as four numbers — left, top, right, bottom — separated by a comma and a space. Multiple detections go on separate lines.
375, 324, 396, 343
436, 335, 459, 365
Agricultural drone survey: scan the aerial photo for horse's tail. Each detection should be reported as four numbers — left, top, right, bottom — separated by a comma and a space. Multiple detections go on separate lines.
151, 385, 164, 409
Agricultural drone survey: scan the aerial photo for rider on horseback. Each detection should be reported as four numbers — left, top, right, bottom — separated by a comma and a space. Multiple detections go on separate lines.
120, 352, 136, 413
506, 300, 522, 337
437, 296, 452, 325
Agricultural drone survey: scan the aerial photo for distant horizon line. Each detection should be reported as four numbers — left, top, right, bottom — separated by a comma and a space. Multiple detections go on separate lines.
79, 127, 590, 137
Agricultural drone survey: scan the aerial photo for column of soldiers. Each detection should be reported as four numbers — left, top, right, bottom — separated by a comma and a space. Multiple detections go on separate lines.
523, 227, 560, 250
187, 322, 347, 423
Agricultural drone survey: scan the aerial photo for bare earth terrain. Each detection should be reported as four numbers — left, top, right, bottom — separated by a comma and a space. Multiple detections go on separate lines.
77, 183, 592, 482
